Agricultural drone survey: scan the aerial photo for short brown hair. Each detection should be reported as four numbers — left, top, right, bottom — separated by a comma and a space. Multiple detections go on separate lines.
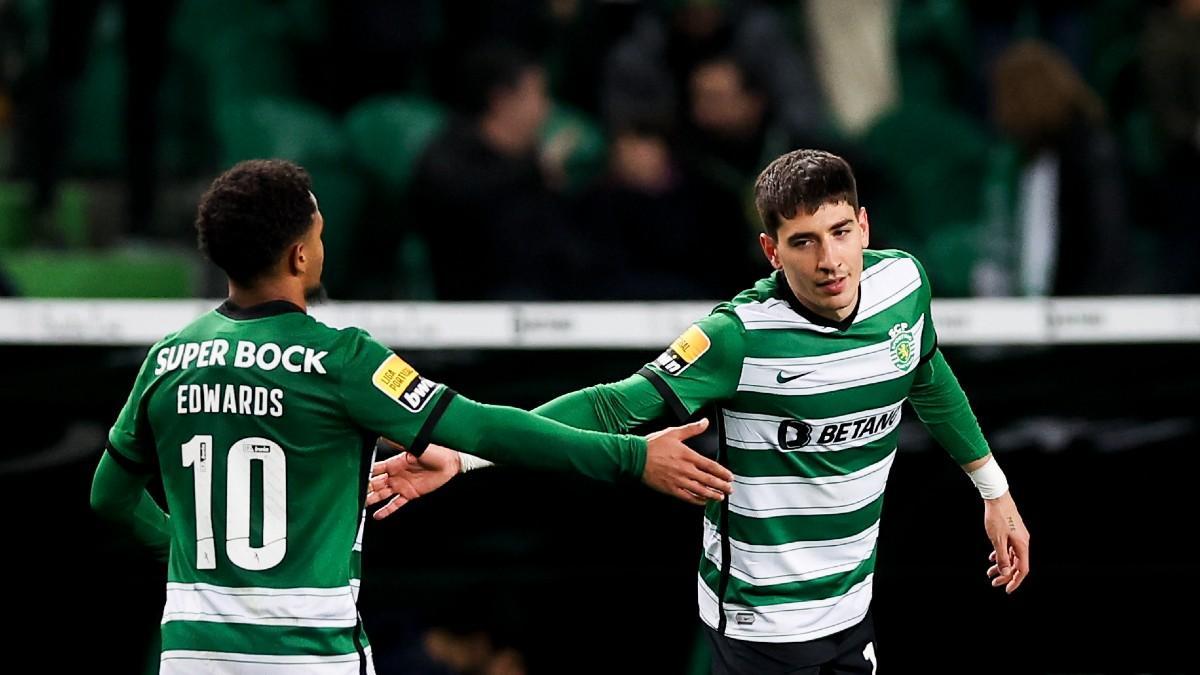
753, 149, 858, 236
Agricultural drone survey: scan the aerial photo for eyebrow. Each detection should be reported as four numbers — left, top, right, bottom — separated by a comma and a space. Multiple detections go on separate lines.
787, 219, 855, 244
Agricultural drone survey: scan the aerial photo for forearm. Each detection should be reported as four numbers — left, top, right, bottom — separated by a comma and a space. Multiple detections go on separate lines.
533, 374, 668, 432
909, 351, 991, 466
431, 395, 648, 481
90, 450, 171, 561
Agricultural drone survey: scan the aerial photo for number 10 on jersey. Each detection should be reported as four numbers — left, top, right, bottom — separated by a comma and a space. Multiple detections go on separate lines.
181, 435, 288, 571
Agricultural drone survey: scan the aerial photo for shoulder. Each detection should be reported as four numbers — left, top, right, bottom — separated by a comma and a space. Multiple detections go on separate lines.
864, 248, 928, 284
710, 277, 780, 338
324, 324, 385, 358
863, 249, 932, 312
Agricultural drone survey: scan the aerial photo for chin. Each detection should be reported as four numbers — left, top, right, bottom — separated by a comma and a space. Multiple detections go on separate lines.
305, 284, 328, 303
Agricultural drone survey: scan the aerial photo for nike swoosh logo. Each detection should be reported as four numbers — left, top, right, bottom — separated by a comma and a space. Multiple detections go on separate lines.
775, 370, 814, 384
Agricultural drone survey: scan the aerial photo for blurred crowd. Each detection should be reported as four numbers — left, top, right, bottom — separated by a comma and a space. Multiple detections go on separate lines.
0, 0, 1198, 300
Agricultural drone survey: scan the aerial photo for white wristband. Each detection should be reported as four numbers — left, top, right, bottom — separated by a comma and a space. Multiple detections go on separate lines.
967, 457, 1009, 500
458, 452, 494, 473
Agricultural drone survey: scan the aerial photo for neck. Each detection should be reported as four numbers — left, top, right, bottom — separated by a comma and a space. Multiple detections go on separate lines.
479, 115, 532, 158
778, 270, 860, 327
228, 279, 306, 313
811, 287, 858, 322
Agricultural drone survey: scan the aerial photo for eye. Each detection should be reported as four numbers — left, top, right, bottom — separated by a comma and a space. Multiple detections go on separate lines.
833, 228, 850, 238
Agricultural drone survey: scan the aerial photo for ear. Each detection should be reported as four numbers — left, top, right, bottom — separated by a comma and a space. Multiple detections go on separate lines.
759, 232, 782, 270
288, 242, 306, 277
858, 207, 871, 249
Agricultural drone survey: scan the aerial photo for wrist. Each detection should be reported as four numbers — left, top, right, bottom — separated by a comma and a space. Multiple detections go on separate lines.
967, 456, 1009, 500
632, 436, 649, 479
457, 452, 493, 473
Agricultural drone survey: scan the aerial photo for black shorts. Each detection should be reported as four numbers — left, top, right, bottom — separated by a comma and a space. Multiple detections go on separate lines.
705, 614, 878, 675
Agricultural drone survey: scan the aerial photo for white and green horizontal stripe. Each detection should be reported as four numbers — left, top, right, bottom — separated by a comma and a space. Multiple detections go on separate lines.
160, 620, 365, 657
854, 257, 921, 323
718, 492, 886, 547
163, 582, 358, 628
727, 451, 895, 518
160, 647, 373, 674
698, 572, 873, 643
737, 315, 923, 396
703, 517, 879, 587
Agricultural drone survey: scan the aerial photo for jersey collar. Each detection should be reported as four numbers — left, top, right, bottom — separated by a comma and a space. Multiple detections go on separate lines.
216, 299, 305, 320
773, 270, 860, 331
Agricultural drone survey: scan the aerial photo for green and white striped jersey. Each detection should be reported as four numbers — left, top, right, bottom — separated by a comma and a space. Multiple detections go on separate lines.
108, 300, 453, 674
640, 250, 937, 643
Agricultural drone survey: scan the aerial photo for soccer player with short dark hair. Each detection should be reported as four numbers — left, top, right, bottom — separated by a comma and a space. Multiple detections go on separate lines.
89, 159, 734, 674
370, 149, 1031, 674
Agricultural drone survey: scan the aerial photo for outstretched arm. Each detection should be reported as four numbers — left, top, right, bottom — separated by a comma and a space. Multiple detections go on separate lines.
534, 374, 670, 432
367, 379, 731, 518
432, 395, 727, 498
365, 317, 742, 516
910, 351, 1031, 593
368, 415, 727, 519
90, 449, 171, 561
367, 375, 673, 517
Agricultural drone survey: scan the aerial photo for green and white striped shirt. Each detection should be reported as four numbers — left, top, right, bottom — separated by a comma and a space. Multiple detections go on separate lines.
640, 250, 937, 643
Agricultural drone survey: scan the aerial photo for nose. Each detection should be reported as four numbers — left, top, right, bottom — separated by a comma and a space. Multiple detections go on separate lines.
816, 241, 838, 272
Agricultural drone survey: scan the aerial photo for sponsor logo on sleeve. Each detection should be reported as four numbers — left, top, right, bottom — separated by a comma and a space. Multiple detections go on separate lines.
372, 354, 439, 413
654, 325, 712, 375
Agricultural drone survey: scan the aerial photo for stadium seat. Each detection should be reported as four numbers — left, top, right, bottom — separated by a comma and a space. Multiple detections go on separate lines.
215, 96, 346, 167
213, 95, 364, 298
0, 248, 199, 297
344, 95, 447, 195
66, 7, 124, 175
0, 182, 33, 249
862, 103, 993, 296
0, 182, 89, 249
342, 96, 447, 300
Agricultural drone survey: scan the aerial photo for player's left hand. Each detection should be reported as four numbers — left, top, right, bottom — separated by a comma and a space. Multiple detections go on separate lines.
983, 491, 1031, 594
367, 441, 461, 520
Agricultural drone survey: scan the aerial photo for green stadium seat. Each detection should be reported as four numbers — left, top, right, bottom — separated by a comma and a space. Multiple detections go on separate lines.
0, 248, 199, 297
895, 0, 975, 107
343, 95, 447, 194
0, 182, 90, 250
215, 96, 346, 167
305, 163, 365, 299
342, 96, 450, 300
66, 7, 124, 175
862, 104, 993, 296
0, 182, 34, 249
214, 95, 365, 297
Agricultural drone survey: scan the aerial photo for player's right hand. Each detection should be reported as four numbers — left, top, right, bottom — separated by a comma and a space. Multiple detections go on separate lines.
367, 441, 461, 520
643, 418, 734, 506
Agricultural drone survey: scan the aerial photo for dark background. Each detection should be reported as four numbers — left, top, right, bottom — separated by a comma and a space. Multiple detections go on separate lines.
4, 342, 1195, 674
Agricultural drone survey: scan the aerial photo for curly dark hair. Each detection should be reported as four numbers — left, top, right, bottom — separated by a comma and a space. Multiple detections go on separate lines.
753, 149, 858, 237
195, 159, 316, 286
